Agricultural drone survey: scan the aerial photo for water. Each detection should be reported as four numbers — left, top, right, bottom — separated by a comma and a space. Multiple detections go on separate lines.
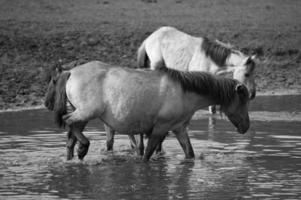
0, 95, 301, 200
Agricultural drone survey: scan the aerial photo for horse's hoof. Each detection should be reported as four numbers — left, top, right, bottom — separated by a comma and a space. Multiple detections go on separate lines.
142, 155, 151, 162
77, 142, 90, 160
66, 153, 74, 160
185, 155, 195, 159
137, 148, 144, 156
66, 148, 74, 160
155, 148, 165, 154
106, 145, 113, 151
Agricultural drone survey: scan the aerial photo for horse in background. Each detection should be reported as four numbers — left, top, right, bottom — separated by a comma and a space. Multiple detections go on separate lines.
45, 61, 250, 161
137, 26, 256, 111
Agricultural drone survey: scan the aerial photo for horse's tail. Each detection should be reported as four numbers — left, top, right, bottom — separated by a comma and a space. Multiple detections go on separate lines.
137, 41, 148, 68
54, 71, 71, 128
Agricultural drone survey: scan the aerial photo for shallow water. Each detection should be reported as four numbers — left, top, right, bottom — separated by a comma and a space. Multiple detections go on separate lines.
0, 95, 301, 200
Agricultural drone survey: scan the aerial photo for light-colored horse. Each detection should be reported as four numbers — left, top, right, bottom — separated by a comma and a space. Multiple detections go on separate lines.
137, 26, 256, 102
45, 61, 250, 161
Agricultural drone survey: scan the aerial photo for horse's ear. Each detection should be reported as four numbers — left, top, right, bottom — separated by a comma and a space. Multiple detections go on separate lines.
215, 39, 234, 49
55, 66, 63, 73
245, 56, 256, 71
51, 65, 63, 84
235, 84, 248, 99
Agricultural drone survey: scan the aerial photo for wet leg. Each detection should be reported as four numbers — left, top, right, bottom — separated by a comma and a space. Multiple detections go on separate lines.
174, 127, 195, 159
137, 133, 144, 156
209, 105, 216, 114
66, 128, 77, 160
128, 134, 137, 149
70, 122, 89, 160
155, 132, 167, 154
104, 124, 115, 151
208, 115, 217, 133
143, 127, 167, 162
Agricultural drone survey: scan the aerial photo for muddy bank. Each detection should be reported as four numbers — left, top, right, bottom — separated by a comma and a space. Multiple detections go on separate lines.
0, 0, 300, 110
0, 30, 300, 111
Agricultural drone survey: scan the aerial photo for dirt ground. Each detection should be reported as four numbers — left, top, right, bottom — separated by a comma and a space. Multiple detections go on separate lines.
0, 0, 300, 110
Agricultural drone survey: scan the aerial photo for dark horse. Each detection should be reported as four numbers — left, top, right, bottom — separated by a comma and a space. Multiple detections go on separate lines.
45, 61, 250, 161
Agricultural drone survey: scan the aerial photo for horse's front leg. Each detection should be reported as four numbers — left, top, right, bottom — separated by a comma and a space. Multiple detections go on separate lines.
66, 128, 77, 160
155, 132, 167, 154
104, 124, 115, 151
136, 133, 144, 156
70, 122, 89, 160
143, 127, 167, 162
208, 105, 216, 114
174, 126, 195, 159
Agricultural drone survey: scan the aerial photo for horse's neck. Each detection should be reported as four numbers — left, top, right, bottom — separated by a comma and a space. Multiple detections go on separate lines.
188, 47, 231, 75
214, 53, 246, 76
188, 50, 214, 73
183, 92, 216, 112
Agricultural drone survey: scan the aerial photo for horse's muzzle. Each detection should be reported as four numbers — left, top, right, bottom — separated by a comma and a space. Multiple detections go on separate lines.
237, 122, 250, 134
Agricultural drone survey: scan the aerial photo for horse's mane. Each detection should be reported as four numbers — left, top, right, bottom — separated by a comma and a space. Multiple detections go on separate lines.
159, 66, 239, 105
201, 37, 232, 67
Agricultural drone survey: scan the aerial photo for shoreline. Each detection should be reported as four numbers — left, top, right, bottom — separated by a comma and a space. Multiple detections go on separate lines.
1, 89, 300, 113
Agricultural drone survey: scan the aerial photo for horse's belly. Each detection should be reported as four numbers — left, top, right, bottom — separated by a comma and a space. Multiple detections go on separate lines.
104, 117, 153, 135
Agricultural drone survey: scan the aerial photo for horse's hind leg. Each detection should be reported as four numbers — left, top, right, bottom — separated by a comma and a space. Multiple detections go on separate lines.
128, 135, 137, 149
70, 121, 89, 160
104, 124, 115, 151
66, 128, 77, 160
126, 134, 144, 156
63, 109, 92, 126
174, 126, 195, 159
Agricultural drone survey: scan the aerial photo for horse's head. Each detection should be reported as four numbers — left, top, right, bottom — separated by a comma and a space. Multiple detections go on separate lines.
229, 53, 256, 100
221, 84, 250, 134
44, 65, 63, 111
202, 38, 256, 100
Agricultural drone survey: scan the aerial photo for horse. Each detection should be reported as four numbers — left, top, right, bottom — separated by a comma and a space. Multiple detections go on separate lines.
45, 61, 250, 161
137, 26, 256, 107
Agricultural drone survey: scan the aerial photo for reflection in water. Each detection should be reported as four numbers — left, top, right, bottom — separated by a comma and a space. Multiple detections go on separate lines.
0, 103, 301, 199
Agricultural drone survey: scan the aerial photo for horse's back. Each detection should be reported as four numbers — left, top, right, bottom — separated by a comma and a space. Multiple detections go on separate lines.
145, 26, 202, 71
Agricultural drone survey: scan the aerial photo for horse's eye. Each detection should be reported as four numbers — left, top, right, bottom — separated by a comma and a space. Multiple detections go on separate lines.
245, 73, 250, 77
